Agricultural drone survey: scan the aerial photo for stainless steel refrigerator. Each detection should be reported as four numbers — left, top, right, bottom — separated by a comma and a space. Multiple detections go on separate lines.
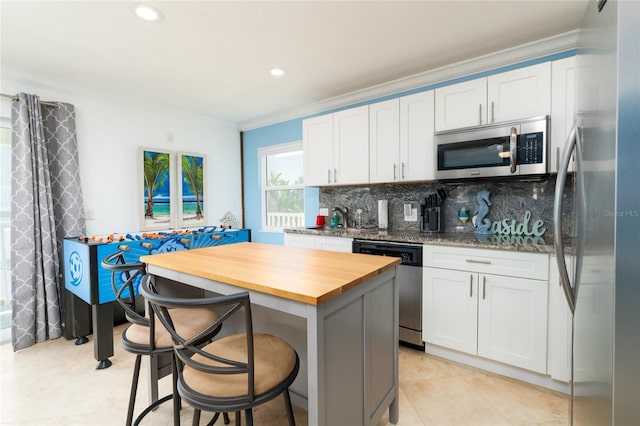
553, 0, 640, 424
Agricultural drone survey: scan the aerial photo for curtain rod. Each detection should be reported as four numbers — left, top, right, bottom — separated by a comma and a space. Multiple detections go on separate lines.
1, 92, 60, 108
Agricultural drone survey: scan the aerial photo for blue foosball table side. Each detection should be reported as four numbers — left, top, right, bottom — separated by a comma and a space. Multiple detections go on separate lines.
63, 227, 250, 369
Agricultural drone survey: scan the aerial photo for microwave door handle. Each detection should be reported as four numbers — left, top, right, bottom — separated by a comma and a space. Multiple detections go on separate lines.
509, 127, 517, 174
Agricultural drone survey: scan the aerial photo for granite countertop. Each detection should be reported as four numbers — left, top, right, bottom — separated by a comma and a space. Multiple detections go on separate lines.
284, 227, 565, 254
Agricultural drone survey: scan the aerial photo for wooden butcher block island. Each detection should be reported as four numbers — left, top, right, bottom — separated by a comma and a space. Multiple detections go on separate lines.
142, 242, 401, 426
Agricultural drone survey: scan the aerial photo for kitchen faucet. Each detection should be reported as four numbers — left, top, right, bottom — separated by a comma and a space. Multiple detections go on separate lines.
332, 207, 348, 228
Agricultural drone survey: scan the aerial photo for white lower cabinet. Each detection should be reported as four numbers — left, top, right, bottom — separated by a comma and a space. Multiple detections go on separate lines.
477, 273, 548, 373
284, 233, 316, 249
423, 268, 478, 355
423, 245, 549, 374
283, 233, 353, 253
315, 236, 353, 253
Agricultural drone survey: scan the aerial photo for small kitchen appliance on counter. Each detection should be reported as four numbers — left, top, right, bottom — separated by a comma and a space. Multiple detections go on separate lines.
420, 189, 445, 233
378, 199, 389, 230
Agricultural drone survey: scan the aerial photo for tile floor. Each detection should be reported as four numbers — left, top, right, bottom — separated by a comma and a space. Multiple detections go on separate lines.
0, 324, 569, 425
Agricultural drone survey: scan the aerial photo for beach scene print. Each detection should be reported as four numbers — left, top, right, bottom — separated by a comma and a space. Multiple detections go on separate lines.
179, 153, 205, 226
142, 149, 172, 228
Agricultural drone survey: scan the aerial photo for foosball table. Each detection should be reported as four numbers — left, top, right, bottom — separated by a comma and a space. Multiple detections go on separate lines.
62, 227, 250, 368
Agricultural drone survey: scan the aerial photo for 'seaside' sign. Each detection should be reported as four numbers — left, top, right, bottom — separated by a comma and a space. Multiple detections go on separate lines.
490, 210, 545, 237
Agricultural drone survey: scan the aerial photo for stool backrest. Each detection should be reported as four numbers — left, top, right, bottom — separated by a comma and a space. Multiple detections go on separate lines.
101, 251, 148, 327
140, 277, 257, 401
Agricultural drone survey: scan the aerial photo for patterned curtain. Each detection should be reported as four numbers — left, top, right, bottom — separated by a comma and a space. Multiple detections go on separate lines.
10, 93, 86, 351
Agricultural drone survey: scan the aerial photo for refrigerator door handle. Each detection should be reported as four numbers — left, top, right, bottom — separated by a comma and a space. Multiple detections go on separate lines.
553, 124, 578, 314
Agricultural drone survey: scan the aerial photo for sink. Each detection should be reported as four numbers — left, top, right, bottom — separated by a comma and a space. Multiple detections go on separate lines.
304, 226, 379, 234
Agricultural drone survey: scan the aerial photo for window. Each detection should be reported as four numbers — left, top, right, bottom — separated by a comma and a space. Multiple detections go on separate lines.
259, 142, 304, 232
1, 117, 11, 341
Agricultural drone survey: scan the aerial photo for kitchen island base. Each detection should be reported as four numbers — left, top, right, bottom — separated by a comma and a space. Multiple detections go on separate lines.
147, 263, 399, 426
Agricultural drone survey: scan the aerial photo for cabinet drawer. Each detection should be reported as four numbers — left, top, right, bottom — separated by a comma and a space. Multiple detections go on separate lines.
423, 245, 549, 280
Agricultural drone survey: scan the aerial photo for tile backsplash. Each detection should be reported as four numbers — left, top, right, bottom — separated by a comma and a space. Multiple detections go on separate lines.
319, 175, 574, 240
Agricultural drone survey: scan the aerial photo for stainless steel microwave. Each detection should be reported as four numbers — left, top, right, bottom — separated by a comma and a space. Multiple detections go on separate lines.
434, 116, 549, 180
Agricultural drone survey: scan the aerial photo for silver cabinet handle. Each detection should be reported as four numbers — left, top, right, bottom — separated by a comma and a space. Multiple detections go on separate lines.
556, 147, 560, 172
465, 259, 491, 265
393, 163, 397, 180
479, 104, 482, 125
491, 101, 495, 123
482, 276, 486, 300
401, 162, 406, 179
333, 168, 337, 183
327, 169, 331, 184
509, 127, 518, 174
469, 275, 473, 297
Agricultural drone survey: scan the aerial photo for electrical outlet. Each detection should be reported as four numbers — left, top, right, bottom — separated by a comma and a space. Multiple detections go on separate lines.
404, 208, 418, 222
319, 208, 329, 216
85, 208, 95, 220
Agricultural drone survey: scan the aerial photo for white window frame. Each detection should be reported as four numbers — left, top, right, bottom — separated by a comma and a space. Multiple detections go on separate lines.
258, 141, 304, 232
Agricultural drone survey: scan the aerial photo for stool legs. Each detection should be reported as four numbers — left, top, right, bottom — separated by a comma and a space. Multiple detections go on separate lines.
127, 355, 142, 426
284, 390, 295, 426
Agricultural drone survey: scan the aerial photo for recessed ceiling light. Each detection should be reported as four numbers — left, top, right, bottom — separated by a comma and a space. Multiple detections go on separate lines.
270, 68, 286, 77
132, 3, 163, 22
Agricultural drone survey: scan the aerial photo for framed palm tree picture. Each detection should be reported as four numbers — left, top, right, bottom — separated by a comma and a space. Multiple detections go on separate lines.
177, 152, 205, 228
140, 147, 175, 230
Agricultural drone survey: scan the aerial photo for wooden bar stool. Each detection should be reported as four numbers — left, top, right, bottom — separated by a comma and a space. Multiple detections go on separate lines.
140, 278, 300, 426
102, 251, 222, 426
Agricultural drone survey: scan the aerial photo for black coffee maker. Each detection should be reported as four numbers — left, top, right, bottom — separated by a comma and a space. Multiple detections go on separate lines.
420, 189, 445, 233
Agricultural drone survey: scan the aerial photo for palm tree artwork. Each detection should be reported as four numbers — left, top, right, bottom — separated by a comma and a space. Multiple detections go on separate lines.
180, 154, 204, 223
143, 150, 171, 224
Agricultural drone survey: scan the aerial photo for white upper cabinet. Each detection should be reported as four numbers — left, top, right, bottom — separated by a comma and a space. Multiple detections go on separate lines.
487, 62, 551, 123
400, 91, 435, 181
551, 56, 576, 173
333, 106, 369, 185
369, 99, 400, 183
303, 105, 369, 186
435, 78, 487, 131
303, 114, 334, 186
369, 91, 435, 183
435, 62, 551, 132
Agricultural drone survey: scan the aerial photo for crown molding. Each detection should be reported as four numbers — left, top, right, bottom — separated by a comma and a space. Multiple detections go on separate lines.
240, 30, 580, 131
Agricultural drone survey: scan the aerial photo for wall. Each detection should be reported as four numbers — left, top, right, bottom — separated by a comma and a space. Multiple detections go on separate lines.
1, 75, 242, 236
242, 119, 318, 244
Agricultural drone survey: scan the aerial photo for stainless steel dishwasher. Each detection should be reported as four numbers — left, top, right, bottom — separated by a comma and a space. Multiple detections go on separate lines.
352, 239, 424, 347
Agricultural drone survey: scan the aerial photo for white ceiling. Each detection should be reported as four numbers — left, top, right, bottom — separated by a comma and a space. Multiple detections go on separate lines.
1, 1, 589, 130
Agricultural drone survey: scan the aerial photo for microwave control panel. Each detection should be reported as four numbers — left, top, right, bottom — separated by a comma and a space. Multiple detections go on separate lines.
517, 132, 544, 165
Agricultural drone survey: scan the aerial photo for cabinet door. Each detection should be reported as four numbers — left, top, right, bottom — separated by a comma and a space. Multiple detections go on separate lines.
400, 90, 435, 181
369, 99, 400, 183
303, 114, 334, 186
551, 57, 576, 173
283, 233, 316, 249
435, 78, 487, 131
477, 274, 548, 373
315, 236, 353, 253
333, 106, 369, 185
423, 267, 477, 355
487, 62, 551, 123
